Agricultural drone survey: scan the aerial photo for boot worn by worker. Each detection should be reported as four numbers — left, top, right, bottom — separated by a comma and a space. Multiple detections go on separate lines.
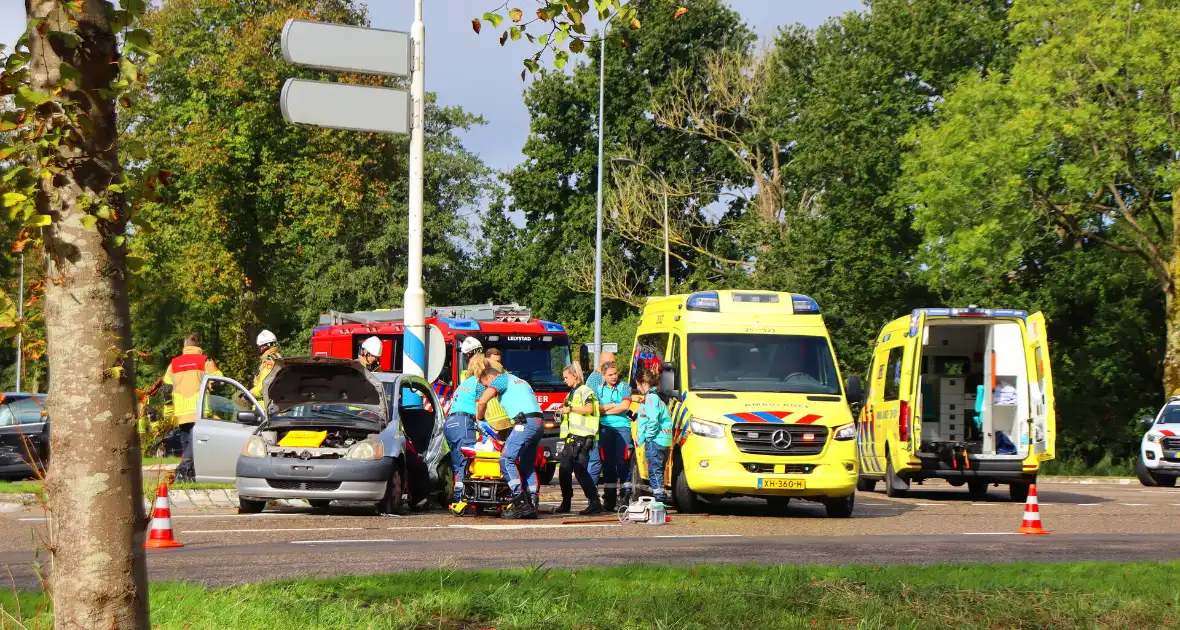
555, 497, 572, 514
579, 494, 605, 516
603, 488, 617, 512
502, 492, 537, 519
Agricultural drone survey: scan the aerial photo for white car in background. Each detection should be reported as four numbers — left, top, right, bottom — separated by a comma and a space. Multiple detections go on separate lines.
1137, 397, 1180, 487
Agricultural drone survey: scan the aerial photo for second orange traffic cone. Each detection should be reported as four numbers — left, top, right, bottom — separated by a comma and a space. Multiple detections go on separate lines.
1017, 484, 1049, 535
144, 481, 184, 549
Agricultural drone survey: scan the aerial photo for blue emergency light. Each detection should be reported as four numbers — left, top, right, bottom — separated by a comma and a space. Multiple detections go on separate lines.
908, 307, 1029, 336
685, 291, 721, 312
790, 294, 821, 314
541, 320, 565, 333
437, 317, 480, 331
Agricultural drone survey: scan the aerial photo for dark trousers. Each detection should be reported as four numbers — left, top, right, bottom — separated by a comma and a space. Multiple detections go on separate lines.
175, 423, 195, 481
559, 435, 599, 503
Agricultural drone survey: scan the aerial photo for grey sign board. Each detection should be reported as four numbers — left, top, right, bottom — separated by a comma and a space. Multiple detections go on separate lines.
280, 79, 411, 135
282, 19, 411, 77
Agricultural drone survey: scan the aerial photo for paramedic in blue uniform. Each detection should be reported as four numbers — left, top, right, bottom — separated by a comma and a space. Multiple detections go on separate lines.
445, 367, 480, 505
635, 368, 673, 503
477, 365, 544, 519
583, 351, 613, 487
589, 360, 633, 511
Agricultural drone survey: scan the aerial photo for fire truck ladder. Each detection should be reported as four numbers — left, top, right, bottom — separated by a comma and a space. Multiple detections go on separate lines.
319, 303, 533, 326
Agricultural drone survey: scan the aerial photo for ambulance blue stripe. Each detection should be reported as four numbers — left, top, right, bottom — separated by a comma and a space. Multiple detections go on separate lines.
753, 412, 785, 424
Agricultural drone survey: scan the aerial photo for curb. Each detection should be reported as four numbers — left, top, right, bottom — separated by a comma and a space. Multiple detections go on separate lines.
1040, 476, 1137, 485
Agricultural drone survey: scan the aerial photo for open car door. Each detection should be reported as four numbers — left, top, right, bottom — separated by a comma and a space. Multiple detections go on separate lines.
193, 376, 264, 483
1025, 312, 1055, 458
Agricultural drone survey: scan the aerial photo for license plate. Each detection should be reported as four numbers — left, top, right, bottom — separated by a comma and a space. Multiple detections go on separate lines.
757, 478, 805, 490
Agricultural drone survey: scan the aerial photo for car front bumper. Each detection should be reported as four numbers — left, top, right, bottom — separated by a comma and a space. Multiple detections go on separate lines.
235, 456, 393, 501
1142, 442, 1180, 472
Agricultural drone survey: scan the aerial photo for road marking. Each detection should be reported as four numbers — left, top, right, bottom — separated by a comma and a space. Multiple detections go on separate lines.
18, 513, 305, 523
386, 526, 448, 530
447, 523, 618, 531
292, 539, 402, 544
916, 503, 944, 506
652, 535, 743, 539
971, 503, 999, 506
1122, 503, 1152, 507
962, 532, 1019, 536
183, 527, 365, 534
1078, 503, 1100, 506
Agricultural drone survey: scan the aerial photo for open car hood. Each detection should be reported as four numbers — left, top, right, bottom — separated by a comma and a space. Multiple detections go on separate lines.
262, 356, 386, 417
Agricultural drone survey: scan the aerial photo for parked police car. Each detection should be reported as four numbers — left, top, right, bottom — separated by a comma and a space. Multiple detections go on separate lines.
1137, 396, 1180, 487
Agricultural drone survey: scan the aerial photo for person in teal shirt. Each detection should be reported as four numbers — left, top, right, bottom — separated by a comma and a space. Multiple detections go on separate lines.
588, 361, 633, 510
635, 368, 672, 503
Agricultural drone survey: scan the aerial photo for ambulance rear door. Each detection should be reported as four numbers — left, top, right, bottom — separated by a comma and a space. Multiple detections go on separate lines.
1025, 312, 1055, 458
902, 310, 927, 452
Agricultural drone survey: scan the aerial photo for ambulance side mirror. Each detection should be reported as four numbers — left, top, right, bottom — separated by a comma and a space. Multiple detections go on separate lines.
659, 363, 679, 399
845, 375, 864, 408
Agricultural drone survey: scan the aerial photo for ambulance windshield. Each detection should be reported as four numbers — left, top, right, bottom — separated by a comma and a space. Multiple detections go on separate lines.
687, 333, 841, 395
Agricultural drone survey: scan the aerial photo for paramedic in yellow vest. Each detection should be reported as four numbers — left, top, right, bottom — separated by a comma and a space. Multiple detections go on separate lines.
251, 330, 282, 399
556, 364, 604, 515
162, 333, 223, 482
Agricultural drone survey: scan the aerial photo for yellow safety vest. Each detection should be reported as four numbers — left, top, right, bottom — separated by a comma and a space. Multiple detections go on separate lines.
561, 384, 599, 439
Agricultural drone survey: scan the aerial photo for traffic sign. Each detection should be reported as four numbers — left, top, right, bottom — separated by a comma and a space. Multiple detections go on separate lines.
280, 79, 410, 135
281, 19, 411, 77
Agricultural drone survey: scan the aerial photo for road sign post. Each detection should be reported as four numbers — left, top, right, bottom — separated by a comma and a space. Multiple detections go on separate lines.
280, 9, 428, 379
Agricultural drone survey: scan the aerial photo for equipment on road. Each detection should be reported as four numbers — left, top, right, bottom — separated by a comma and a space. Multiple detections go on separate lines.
1016, 483, 1049, 535
450, 421, 514, 517
621, 496, 669, 525
145, 481, 184, 549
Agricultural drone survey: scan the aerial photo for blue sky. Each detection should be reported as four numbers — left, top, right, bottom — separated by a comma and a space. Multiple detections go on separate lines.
1, 1, 865, 173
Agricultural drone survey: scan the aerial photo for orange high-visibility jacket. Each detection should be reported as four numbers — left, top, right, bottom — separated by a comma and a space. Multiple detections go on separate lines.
163, 346, 223, 425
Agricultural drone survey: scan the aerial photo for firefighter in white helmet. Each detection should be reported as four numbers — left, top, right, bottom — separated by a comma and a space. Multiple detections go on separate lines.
251, 330, 281, 399
458, 336, 484, 380
359, 336, 383, 372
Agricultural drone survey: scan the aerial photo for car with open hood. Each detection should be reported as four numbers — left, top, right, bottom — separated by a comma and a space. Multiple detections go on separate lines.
192, 356, 449, 514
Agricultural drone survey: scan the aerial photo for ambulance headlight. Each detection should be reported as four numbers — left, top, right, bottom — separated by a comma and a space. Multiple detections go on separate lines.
1147, 433, 1164, 444
689, 418, 725, 440
346, 439, 384, 461
833, 423, 856, 441
241, 435, 267, 458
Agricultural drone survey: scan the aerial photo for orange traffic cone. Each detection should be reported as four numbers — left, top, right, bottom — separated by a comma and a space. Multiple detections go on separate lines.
1017, 484, 1049, 535
144, 481, 184, 549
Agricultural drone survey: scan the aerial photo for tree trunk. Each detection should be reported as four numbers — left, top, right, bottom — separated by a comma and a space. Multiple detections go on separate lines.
1168, 190, 1180, 398
27, 0, 150, 628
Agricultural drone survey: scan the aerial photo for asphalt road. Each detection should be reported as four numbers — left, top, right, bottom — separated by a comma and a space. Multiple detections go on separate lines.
3, 480, 1180, 589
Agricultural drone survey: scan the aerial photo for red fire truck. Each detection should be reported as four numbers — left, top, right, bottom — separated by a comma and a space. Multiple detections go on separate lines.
310, 304, 571, 484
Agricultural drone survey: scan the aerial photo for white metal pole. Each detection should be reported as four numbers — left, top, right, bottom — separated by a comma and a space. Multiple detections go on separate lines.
14, 253, 22, 392
403, 0, 426, 377
592, 21, 610, 371
662, 181, 669, 296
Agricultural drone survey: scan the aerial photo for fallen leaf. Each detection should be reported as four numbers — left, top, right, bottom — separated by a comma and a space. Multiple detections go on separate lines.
674, 7, 688, 19
471, 18, 481, 34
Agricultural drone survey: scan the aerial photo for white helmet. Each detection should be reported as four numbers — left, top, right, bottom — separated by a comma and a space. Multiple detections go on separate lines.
256, 330, 277, 347
460, 337, 483, 356
361, 336, 383, 358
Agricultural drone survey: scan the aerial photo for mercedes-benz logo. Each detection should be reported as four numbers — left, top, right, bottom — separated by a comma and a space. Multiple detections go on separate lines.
771, 429, 792, 450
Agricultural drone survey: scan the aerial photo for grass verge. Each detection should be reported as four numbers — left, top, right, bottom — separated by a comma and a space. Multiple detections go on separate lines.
142, 456, 181, 466
1041, 453, 1135, 477
3, 561, 1179, 629
0, 479, 233, 497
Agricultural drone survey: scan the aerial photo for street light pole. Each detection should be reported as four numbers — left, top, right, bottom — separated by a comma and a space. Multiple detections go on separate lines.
403, 0, 426, 377
612, 158, 670, 296
14, 253, 22, 392
592, 13, 620, 371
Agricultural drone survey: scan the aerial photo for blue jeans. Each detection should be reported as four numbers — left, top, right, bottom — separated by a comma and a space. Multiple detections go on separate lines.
599, 425, 633, 495
587, 440, 602, 481
646, 444, 668, 501
501, 416, 544, 496
444, 412, 476, 502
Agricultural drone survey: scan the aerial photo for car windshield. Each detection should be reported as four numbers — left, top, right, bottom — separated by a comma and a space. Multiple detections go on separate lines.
274, 403, 382, 423
463, 339, 572, 389
1159, 406, 1180, 424
688, 333, 842, 395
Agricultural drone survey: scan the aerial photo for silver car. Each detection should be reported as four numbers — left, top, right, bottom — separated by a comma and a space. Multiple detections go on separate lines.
193, 357, 449, 514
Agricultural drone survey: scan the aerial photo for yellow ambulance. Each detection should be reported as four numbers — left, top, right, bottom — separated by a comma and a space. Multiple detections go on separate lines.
857, 307, 1056, 502
628, 290, 862, 517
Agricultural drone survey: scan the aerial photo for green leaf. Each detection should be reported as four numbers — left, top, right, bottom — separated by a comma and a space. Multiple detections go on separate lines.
554, 50, 569, 70
124, 140, 147, 161
80, 215, 97, 230
510, 26, 521, 42
569, 38, 585, 54
124, 29, 152, 52
2, 165, 27, 183
509, 7, 523, 22
119, 58, 138, 83
107, 183, 125, 194
48, 30, 82, 49
566, 6, 583, 25
112, 234, 126, 247
555, 28, 569, 44
482, 12, 504, 28
571, 22, 586, 35
58, 62, 81, 84
125, 255, 146, 272
2, 192, 28, 208
16, 86, 51, 106
25, 214, 51, 227
523, 59, 540, 74
96, 206, 114, 220
538, 33, 550, 46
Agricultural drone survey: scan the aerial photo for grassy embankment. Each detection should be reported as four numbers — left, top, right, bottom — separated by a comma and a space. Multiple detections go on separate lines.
2, 561, 1178, 628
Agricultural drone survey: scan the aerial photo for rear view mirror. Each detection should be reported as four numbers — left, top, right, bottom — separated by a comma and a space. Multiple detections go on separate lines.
845, 375, 864, 406
659, 364, 679, 400
236, 411, 260, 425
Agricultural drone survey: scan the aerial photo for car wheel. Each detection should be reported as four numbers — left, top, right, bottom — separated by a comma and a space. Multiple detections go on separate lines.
309, 500, 331, 510
856, 477, 877, 492
1136, 457, 1160, 487
967, 480, 989, 498
673, 467, 700, 514
885, 458, 906, 498
1009, 482, 1030, 503
436, 463, 455, 509
537, 462, 556, 487
823, 493, 855, 518
377, 457, 406, 515
238, 497, 266, 514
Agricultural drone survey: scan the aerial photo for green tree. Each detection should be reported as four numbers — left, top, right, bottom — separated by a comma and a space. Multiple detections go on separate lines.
900, 0, 1180, 396
128, 0, 490, 380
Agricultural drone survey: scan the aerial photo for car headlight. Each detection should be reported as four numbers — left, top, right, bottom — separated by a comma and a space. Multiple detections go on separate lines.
689, 418, 726, 440
241, 435, 267, 458
833, 423, 856, 441
1147, 433, 1164, 444
346, 439, 384, 461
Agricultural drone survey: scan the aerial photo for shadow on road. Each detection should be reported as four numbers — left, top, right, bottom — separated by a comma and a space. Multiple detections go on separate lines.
864, 485, 1114, 505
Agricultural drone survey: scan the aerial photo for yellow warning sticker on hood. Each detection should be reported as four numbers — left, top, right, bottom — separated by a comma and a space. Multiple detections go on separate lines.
278, 430, 328, 448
